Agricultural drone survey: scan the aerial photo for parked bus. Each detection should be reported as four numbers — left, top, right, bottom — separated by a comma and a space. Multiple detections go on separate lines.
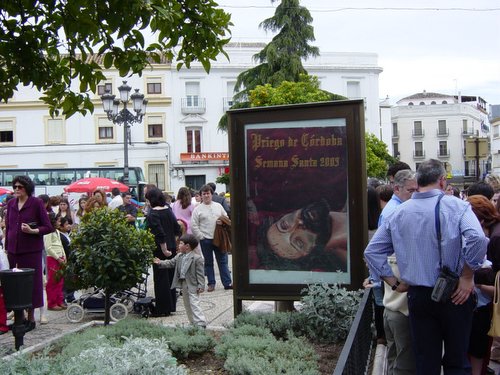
0, 167, 146, 202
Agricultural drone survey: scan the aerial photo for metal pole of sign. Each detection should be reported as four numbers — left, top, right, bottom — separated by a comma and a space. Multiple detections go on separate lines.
475, 137, 480, 181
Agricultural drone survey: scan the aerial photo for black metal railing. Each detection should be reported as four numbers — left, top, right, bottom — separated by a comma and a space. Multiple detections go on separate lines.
333, 288, 374, 375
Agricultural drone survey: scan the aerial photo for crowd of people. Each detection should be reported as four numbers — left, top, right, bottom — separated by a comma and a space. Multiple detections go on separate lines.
0, 177, 233, 333
365, 159, 500, 375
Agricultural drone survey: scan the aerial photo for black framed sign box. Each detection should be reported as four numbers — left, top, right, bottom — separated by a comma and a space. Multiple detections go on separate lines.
227, 100, 367, 313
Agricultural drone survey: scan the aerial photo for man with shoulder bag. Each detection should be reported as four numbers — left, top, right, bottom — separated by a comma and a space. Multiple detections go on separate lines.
365, 159, 488, 375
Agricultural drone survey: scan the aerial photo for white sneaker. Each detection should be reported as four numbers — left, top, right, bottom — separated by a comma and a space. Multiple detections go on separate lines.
6, 311, 14, 320
40, 315, 48, 325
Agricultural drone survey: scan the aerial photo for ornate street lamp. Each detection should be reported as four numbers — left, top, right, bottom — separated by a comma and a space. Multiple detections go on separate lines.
101, 81, 148, 185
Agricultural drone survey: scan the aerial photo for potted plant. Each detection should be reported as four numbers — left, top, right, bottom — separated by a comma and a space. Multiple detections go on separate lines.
65, 208, 155, 325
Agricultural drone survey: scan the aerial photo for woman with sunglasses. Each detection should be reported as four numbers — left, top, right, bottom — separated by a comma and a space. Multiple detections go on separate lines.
4, 176, 53, 331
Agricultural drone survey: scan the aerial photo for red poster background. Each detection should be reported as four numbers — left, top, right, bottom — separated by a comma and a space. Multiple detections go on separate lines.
246, 123, 348, 273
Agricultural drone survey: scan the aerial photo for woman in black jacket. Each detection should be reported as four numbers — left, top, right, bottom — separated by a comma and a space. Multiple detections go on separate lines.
145, 187, 181, 317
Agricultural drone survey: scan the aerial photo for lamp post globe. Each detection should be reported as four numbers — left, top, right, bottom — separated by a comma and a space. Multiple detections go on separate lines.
100, 81, 147, 186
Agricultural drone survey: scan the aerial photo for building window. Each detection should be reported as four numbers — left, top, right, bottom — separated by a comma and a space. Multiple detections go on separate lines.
146, 115, 164, 140
148, 124, 162, 138
442, 100, 448, 104
408, 102, 414, 106
464, 160, 476, 177
439, 141, 448, 156
97, 82, 112, 95
392, 122, 398, 137
185, 175, 206, 191
99, 127, 113, 139
431, 101, 436, 105
0, 120, 14, 145
438, 120, 447, 135
147, 82, 162, 95
393, 143, 399, 158
419, 102, 425, 105
186, 82, 200, 107
97, 117, 115, 142
413, 121, 423, 136
414, 141, 424, 157
415, 162, 421, 170
346, 81, 361, 98
494, 125, 500, 138
46, 118, 65, 144
186, 128, 201, 153
147, 163, 166, 191
223, 81, 236, 111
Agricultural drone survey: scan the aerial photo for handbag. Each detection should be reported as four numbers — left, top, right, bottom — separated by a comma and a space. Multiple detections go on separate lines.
489, 271, 500, 337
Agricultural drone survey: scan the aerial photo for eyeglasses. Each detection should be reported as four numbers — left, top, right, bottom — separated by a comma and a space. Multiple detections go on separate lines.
13, 185, 25, 190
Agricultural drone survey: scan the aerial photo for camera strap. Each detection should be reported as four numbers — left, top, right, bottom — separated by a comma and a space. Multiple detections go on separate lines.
434, 193, 445, 270
435, 193, 460, 273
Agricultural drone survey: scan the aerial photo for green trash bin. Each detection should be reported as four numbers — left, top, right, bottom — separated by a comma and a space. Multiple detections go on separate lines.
0, 268, 34, 310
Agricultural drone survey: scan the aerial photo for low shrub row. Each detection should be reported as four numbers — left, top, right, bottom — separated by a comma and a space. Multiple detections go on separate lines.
0, 283, 363, 374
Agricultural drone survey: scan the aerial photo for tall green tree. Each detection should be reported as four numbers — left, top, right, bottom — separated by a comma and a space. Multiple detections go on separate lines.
233, 0, 319, 101
365, 132, 396, 178
0, 0, 231, 118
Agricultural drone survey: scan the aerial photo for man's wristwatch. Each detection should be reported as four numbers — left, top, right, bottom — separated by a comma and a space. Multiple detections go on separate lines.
391, 280, 400, 291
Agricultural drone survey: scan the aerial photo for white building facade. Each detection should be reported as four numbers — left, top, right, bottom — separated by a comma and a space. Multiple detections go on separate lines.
391, 91, 490, 184
0, 43, 383, 196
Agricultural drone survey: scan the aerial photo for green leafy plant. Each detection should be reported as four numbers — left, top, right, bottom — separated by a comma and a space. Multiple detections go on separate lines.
215, 172, 230, 186
232, 311, 306, 340
65, 209, 155, 324
216, 324, 319, 375
300, 283, 363, 343
60, 336, 186, 375
366, 132, 397, 178
54, 319, 214, 360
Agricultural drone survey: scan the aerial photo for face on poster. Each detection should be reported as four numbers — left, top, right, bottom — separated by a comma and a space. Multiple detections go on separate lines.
245, 118, 350, 285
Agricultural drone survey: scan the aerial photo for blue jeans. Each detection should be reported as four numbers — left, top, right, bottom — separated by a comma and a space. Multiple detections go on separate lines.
200, 239, 232, 287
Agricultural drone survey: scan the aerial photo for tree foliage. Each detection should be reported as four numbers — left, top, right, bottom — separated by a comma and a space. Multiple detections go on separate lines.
234, 0, 319, 101
365, 132, 396, 178
249, 74, 346, 107
66, 208, 155, 324
218, 74, 346, 132
0, 0, 232, 117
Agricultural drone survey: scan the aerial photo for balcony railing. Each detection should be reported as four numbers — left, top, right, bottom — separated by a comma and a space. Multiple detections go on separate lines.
412, 129, 425, 138
462, 129, 475, 137
181, 97, 206, 114
413, 150, 425, 159
437, 149, 450, 158
437, 128, 449, 137
223, 97, 235, 112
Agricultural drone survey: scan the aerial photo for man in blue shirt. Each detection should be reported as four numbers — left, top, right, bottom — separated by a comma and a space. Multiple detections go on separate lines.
379, 169, 417, 375
378, 169, 417, 227
365, 159, 488, 375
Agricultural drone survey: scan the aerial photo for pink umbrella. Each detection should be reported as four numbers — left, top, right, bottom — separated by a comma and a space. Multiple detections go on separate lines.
64, 177, 129, 194
0, 188, 13, 195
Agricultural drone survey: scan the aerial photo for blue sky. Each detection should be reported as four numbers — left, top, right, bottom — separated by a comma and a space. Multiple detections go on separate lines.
220, 0, 500, 106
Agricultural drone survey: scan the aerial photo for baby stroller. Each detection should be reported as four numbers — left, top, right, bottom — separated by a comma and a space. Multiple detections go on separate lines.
66, 273, 150, 323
